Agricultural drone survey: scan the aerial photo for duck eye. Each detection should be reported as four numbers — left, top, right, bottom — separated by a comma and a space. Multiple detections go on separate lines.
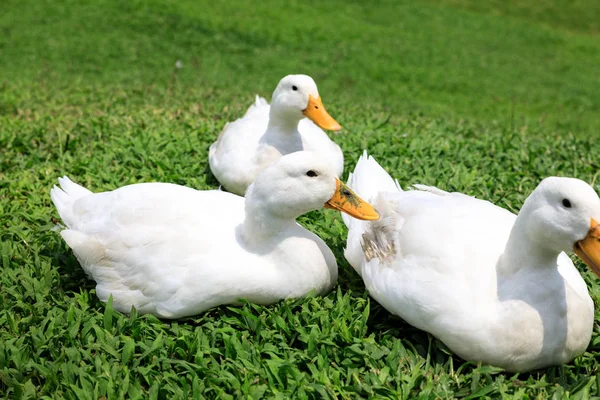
306, 170, 318, 177
292, 85, 298, 91
562, 198, 572, 208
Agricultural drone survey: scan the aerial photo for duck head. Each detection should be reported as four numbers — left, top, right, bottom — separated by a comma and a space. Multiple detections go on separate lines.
246, 152, 378, 221
269, 74, 341, 131
521, 177, 600, 276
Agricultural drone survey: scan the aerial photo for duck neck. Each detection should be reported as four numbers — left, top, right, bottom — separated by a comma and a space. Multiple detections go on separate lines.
241, 191, 295, 247
497, 215, 559, 277
266, 104, 302, 136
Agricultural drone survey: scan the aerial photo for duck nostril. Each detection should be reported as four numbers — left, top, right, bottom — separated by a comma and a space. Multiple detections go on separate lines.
315, 106, 319, 109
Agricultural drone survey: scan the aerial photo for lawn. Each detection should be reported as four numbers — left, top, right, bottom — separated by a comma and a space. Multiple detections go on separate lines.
1, 0, 600, 398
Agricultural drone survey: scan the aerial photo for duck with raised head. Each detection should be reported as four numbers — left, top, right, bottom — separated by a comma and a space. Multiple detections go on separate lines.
209, 74, 343, 195
342, 151, 600, 372
51, 152, 378, 319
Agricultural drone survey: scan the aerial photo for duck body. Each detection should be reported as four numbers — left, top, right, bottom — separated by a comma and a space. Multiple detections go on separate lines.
209, 75, 344, 195
52, 181, 335, 318
343, 152, 599, 372
51, 153, 378, 319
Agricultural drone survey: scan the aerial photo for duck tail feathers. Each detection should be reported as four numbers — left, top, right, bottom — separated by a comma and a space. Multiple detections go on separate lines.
347, 150, 400, 201
254, 95, 268, 107
50, 176, 92, 228
342, 150, 400, 230
243, 95, 269, 117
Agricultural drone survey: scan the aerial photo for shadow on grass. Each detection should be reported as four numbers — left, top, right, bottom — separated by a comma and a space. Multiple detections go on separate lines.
201, 142, 223, 190
40, 235, 97, 300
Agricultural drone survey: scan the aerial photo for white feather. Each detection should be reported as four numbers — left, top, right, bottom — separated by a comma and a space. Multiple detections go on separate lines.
343, 151, 599, 372
51, 152, 358, 319
209, 75, 344, 195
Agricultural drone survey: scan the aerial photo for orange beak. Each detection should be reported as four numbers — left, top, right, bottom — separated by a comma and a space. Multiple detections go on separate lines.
325, 179, 379, 221
574, 218, 600, 277
303, 95, 342, 131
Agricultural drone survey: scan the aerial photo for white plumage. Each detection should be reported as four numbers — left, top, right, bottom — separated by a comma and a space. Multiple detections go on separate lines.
51, 152, 377, 319
209, 74, 344, 195
343, 151, 600, 372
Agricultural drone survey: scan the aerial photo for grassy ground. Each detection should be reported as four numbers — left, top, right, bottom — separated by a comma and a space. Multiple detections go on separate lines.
1, 0, 600, 398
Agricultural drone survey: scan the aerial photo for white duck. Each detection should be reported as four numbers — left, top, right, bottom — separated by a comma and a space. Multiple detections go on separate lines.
51, 152, 378, 319
343, 152, 600, 372
209, 74, 344, 195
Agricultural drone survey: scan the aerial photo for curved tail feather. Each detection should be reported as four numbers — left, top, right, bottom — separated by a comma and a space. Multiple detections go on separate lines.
342, 150, 400, 229
343, 151, 401, 275
243, 95, 269, 117
50, 176, 92, 228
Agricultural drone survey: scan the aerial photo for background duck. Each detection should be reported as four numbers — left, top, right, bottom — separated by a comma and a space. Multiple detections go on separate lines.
51, 152, 378, 319
342, 151, 600, 372
209, 74, 344, 195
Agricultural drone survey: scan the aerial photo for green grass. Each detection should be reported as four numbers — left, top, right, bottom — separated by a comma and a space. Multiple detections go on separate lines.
1, 0, 600, 398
